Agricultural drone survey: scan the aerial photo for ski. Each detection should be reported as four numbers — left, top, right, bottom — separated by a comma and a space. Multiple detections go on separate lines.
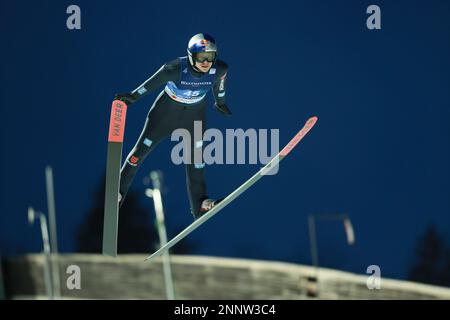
102, 100, 128, 257
144, 116, 318, 262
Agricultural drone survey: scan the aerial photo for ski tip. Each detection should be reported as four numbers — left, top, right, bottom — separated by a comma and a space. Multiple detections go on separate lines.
279, 116, 318, 157
144, 252, 160, 262
112, 99, 128, 108
308, 116, 318, 124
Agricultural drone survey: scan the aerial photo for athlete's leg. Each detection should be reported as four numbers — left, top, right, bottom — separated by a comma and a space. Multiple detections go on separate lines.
119, 118, 161, 204
183, 107, 209, 218
186, 156, 208, 218
119, 95, 173, 206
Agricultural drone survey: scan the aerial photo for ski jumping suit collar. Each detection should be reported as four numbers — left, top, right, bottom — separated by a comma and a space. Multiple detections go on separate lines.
164, 57, 216, 104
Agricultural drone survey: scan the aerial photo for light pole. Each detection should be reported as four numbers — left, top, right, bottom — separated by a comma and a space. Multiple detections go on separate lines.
45, 166, 61, 299
308, 213, 355, 274
27, 207, 53, 299
0, 255, 5, 300
145, 171, 175, 300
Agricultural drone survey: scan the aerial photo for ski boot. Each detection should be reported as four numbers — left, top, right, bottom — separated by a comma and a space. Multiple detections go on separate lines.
195, 198, 224, 220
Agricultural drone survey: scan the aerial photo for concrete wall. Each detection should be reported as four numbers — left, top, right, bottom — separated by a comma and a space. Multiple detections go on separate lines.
3, 254, 450, 300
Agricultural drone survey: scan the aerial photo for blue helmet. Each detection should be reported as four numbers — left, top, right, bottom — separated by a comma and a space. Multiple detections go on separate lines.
187, 33, 218, 67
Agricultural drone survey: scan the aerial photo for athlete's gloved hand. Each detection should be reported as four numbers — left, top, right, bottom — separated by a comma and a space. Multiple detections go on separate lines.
114, 92, 137, 106
214, 103, 232, 116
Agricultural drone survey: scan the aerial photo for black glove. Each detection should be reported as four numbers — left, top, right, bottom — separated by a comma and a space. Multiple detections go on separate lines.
214, 103, 232, 116
114, 92, 137, 106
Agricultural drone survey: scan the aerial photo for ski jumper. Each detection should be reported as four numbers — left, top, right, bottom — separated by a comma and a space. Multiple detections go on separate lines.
119, 57, 228, 217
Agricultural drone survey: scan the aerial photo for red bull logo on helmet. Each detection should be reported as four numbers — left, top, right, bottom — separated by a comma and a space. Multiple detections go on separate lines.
199, 39, 210, 47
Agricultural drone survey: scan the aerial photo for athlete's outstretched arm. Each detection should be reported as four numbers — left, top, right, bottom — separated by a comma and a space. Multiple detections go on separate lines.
212, 60, 231, 116
115, 59, 181, 106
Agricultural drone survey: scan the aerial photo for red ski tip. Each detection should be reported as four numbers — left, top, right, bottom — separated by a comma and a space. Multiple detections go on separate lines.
280, 116, 318, 157
107, 100, 128, 143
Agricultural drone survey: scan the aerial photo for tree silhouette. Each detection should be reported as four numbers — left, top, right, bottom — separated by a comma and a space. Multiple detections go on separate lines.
77, 175, 198, 255
408, 225, 450, 287
76, 176, 157, 253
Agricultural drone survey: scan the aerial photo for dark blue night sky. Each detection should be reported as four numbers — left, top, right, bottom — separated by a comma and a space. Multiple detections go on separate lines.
1, 0, 449, 281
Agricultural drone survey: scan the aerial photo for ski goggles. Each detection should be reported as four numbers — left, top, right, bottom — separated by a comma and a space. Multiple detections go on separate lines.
195, 52, 216, 63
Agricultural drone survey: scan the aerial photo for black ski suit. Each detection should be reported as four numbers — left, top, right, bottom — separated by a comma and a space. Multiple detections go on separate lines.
118, 56, 229, 218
